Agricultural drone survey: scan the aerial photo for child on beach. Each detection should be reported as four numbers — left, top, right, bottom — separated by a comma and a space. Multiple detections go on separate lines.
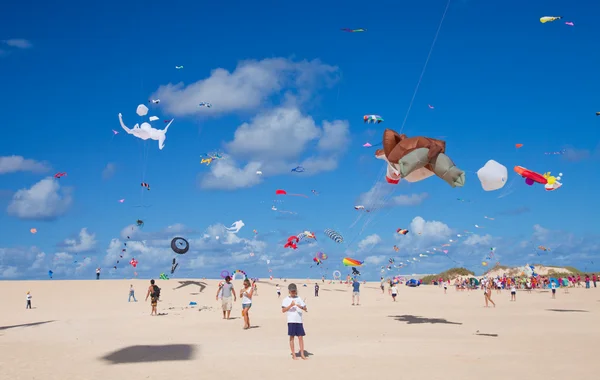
551, 281, 556, 299
281, 283, 308, 360
276, 285, 281, 298
391, 284, 398, 301
510, 284, 516, 301
443, 281, 447, 294
26, 291, 32, 309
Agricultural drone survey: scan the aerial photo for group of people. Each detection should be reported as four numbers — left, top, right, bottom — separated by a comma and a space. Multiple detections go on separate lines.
215, 276, 254, 329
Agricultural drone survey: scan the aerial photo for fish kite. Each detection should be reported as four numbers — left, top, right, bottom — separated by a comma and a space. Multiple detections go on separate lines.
375, 129, 465, 187
226, 220, 245, 234
364, 114, 384, 124
54, 172, 67, 179
118, 110, 174, 150
198, 102, 212, 108
540, 16, 562, 23
341, 28, 366, 32
396, 229, 408, 235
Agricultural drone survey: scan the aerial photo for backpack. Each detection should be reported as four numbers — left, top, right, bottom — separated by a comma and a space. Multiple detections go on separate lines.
152, 285, 161, 299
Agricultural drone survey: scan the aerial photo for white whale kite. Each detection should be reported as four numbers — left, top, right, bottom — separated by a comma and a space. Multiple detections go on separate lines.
118, 107, 174, 150
226, 220, 245, 234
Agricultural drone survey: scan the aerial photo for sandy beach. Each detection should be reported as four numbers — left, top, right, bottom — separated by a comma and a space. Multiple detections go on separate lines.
1, 278, 599, 380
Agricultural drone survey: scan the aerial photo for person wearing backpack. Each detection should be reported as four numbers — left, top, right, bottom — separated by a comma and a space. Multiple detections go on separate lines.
145, 279, 160, 316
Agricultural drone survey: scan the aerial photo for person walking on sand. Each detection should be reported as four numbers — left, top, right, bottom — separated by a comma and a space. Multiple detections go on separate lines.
276, 285, 281, 298
26, 291, 32, 309
484, 281, 495, 308
217, 276, 236, 320
96, 267, 101, 280
351, 278, 360, 306
443, 281, 448, 294
551, 281, 557, 299
128, 284, 137, 302
314, 283, 319, 297
145, 279, 160, 316
240, 279, 254, 329
593, 273, 597, 288
391, 284, 398, 301
281, 283, 308, 360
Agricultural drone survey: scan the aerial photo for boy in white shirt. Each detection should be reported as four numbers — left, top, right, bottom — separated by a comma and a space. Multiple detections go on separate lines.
281, 283, 308, 360
26, 291, 32, 309
391, 285, 398, 301
510, 284, 516, 301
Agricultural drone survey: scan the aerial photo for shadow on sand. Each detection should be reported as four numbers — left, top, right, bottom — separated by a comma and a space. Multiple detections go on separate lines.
0, 320, 56, 331
293, 350, 314, 358
475, 332, 499, 337
101, 344, 198, 364
389, 315, 462, 325
546, 309, 589, 313
174, 281, 207, 292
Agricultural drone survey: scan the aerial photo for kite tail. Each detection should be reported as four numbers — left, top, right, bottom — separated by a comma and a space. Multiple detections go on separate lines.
162, 118, 174, 134
290, 194, 309, 198
118, 113, 132, 133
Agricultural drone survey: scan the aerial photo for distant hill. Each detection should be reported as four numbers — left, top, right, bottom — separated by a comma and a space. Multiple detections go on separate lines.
421, 265, 583, 284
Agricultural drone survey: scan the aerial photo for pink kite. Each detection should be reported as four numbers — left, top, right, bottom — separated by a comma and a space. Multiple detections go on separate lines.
565, 22, 574, 26
275, 189, 308, 198
363, 142, 372, 147
112, 129, 119, 135
428, 105, 434, 109
118, 199, 125, 203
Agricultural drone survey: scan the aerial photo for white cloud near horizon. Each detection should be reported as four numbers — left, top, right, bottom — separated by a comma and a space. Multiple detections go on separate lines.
0, 155, 50, 174
2, 39, 32, 49
7, 177, 72, 220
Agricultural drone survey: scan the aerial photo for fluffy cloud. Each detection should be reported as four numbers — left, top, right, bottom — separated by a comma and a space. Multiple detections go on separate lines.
356, 182, 428, 209
7, 177, 72, 220
153, 58, 338, 117
0, 155, 50, 174
357, 234, 382, 251
102, 163, 116, 180
364, 255, 386, 265
200, 107, 349, 190
462, 234, 492, 246
2, 39, 32, 49
0, 246, 49, 279
60, 228, 97, 253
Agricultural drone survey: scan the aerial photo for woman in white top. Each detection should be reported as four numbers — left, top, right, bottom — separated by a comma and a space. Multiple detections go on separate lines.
391, 285, 398, 302
240, 279, 254, 329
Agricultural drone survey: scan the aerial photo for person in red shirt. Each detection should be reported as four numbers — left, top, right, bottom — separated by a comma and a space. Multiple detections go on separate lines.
593, 274, 598, 288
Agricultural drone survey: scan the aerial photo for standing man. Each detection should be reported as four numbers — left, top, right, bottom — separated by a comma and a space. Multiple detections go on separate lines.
314, 283, 319, 297
351, 278, 360, 306
217, 276, 236, 319
96, 267, 101, 280
128, 284, 137, 302
145, 279, 160, 316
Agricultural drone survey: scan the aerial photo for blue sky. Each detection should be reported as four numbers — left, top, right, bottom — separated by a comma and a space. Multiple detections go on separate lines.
1, 0, 599, 280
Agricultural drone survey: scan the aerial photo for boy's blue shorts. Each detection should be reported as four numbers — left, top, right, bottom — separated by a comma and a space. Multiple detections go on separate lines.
288, 323, 306, 337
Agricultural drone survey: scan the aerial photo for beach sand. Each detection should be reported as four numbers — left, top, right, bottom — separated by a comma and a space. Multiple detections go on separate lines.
1, 279, 599, 379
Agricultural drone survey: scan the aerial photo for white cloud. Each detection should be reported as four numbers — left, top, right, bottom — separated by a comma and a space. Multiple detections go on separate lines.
0, 155, 50, 174
153, 58, 338, 117
2, 39, 32, 49
0, 266, 19, 278
61, 228, 97, 253
358, 234, 382, 251
533, 224, 549, 241
356, 182, 428, 209
102, 163, 116, 180
199, 107, 350, 190
409, 216, 452, 238
364, 255, 386, 265
7, 177, 72, 220
463, 234, 492, 246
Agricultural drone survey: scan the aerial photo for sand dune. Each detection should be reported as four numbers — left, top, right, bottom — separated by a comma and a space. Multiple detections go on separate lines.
1, 278, 599, 380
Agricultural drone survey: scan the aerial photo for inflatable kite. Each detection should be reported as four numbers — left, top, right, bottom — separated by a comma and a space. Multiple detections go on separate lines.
171, 237, 189, 254
514, 166, 547, 186
291, 166, 305, 172
364, 114, 384, 124
375, 129, 464, 187
540, 16, 562, 23
284, 236, 299, 249
275, 189, 308, 198
54, 172, 67, 179
397, 229, 408, 235
118, 109, 174, 150
341, 28, 366, 32
316, 252, 328, 261
343, 257, 363, 267
130, 258, 138, 268
171, 258, 178, 274
542, 172, 563, 191
312, 257, 321, 265
136, 219, 144, 227
226, 220, 245, 234
324, 229, 343, 243
30, 228, 37, 234
231, 269, 247, 279
160, 273, 169, 280
477, 160, 508, 191
298, 231, 316, 241
175, 66, 183, 69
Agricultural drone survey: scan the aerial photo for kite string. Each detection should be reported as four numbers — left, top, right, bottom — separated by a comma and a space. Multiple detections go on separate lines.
399, 0, 452, 134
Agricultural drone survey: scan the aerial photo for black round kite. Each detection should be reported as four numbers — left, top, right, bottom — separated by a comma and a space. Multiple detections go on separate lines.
171, 237, 189, 254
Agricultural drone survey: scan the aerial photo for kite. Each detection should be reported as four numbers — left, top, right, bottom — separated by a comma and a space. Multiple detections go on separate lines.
175, 66, 183, 69
354, 205, 365, 210
316, 252, 328, 261
311, 190, 319, 195
332, 270, 341, 279
30, 228, 37, 234
324, 228, 343, 243
171, 237, 189, 254
477, 160, 508, 191
118, 111, 174, 150
231, 269, 247, 280
298, 231, 316, 241
130, 258, 138, 268
313, 257, 321, 265
136, 219, 144, 227
341, 28, 366, 32
396, 229, 408, 235
542, 172, 563, 191
352, 267, 361, 276
364, 114, 384, 124
538, 245, 551, 251
484, 216, 494, 220
363, 142, 372, 147
112, 129, 119, 135
284, 236, 299, 249
48, 270, 53, 279
515, 144, 523, 148
291, 166, 305, 172
149, 116, 159, 122
141, 182, 150, 190
54, 172, 67, 179
474, 225, 483, 228
275, 189, 308, 198
428, 104, 434, 109
160, 273, 169, 280
226, 220, 245, 234
540, 16, 562, 23
514, 166, 547, 186
201, 158, 213, 165
596, 112, 600, 116
393, 245, 399, 252
171, 258, 178, 274
118, 199, 125, 203
198, 102, 212, 108
136, 104, 149, 116
343, 257, 363, 267
375, 129, 465, 187
256, 171, 263, 175
544, 149, 566, 155
565, 22, 574, 26
150, 99, 160, 104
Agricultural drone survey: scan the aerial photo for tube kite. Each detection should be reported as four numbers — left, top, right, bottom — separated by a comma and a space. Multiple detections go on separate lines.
514, 166, 547, 186
343, 257, 364, 267
540, 16, 562, 23
375, 129, 465, 187
324, 229, 343, 243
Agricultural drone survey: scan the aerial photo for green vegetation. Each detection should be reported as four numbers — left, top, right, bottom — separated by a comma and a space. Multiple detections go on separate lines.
421, 267, 474, 284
